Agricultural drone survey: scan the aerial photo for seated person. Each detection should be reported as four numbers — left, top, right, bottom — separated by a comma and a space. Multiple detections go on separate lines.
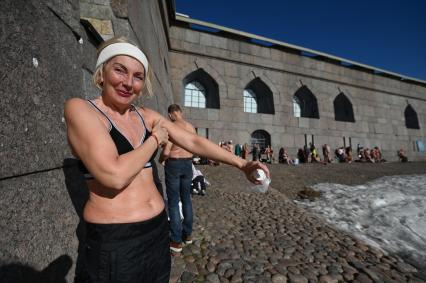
357, 148, 366, 162
251, 144, 260, 161
265, 145, 273, 163
282, 148, 293, 165
322, 144, 332, 163
297, 148, 306, 163
278, 147, 285, 163
398, 148, 408, 162
373, 146, 386, 162
241, 143, 250, 160
227, 140, 234, 154
371, 147, 379, 163
309, 143, 317, 160
222, 141, 231, 152
303, 145, 311, 163
336, 147, 346, 163
192, 156, 201, 165
312, 148, 325, 165
311, 153, 324, 164
310, 146, 318, 161
191, 164, 209, 195
259, 148, 268, 163
268, 145, 274, 163
364, 148, 374, 163
345, 147, 353, 163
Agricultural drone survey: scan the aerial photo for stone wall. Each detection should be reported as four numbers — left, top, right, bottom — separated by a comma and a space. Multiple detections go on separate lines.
0, 0, 173, 281
168, 25, 426, 161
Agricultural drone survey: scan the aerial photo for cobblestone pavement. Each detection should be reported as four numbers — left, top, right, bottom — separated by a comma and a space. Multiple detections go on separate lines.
169, 165, 425, 283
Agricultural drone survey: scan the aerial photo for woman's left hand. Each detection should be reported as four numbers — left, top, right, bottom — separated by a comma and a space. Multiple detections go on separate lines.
240, 161, 270, 184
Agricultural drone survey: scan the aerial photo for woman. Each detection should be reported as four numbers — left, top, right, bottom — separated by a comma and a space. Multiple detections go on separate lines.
265, 145, 274, 163
322, 144, 332, 163
297, 148, 306, 163
282, 148, 293, 165
278, 147, 285, 163
242, 143, 250, 160
398, 148, 408, 162
64, 37, 269, 282
345, 146, 353, 163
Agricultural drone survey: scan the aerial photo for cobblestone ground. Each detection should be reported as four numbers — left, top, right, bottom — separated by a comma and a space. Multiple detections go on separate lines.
169, 164, 425, 283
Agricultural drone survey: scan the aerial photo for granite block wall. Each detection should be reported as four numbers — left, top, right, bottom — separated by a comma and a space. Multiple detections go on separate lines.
168, 25, 426, 161
0, 0, 174, 281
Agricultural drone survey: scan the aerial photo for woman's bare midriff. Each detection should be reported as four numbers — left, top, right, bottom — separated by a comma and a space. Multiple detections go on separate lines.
83, 168, 165, 224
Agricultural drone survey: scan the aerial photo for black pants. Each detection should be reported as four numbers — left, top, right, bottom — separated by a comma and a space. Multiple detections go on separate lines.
76, 210, 171, 283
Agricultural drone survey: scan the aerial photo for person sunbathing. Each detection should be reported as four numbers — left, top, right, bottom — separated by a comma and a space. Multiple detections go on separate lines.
282, 149, 293, 165
398, 148, 408, 162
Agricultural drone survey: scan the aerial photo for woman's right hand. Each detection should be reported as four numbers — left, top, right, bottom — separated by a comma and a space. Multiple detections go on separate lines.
240, 161, 270, 184
152, 119, 169, 146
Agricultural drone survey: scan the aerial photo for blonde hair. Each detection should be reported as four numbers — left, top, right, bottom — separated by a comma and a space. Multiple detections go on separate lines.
92, 36, 153, 97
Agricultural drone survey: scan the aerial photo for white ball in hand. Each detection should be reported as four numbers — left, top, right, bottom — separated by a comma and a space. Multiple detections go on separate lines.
249, 169, 270, 193
252, 169, 266, 181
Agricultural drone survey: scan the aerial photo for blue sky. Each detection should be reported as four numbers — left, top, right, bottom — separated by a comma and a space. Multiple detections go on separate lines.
175, 0, 426, 82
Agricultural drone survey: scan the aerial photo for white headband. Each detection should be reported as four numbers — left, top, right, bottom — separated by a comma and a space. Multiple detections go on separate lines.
96, 42, 149, 73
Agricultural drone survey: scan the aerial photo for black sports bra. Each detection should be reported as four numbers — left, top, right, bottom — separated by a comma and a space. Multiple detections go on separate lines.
78, 100, 157, 180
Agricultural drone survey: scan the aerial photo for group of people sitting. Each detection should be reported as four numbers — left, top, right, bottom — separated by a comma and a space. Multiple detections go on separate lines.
197, 140, 410, 167
355, 146, 387, 163
250, 144, 274, 163
293, 143, 328, 164
277, 143, 401, 165
219, 141, 274, 163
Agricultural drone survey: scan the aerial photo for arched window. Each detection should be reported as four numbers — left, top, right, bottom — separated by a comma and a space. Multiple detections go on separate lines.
334, 92, 355, 122
184, 81, 206, 108
182, 69, 220, 109
244, 78, 275, 114
244, 89, 257, 113
405, 105, 420, 129
293, 96, 301, 118
294, 85, 319, 119
251, 129, 271, 150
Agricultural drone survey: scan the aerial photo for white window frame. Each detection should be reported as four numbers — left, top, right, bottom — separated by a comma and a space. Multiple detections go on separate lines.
244, 89, 257, 113
293, 96, 301, 117
184, 81, 206, 108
